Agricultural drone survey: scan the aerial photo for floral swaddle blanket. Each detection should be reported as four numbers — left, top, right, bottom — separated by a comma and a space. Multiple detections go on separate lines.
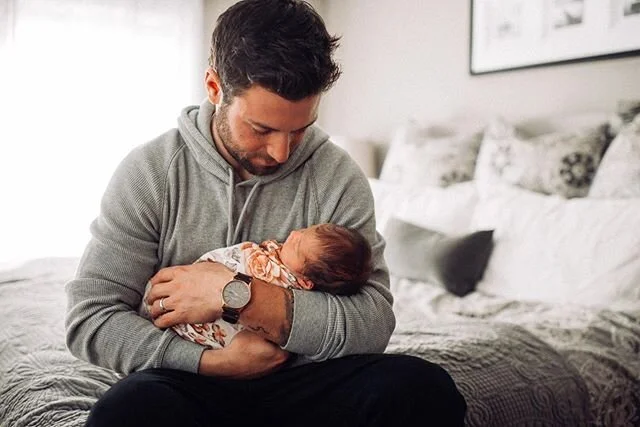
140, 240, 301, 348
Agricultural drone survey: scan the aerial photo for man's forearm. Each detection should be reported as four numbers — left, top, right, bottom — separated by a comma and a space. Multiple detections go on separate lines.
198, 331, 290, 378
198, 348, 239, 377
240, 278, 294, 346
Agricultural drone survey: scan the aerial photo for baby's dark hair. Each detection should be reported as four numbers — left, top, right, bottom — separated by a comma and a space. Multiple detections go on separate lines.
302, 224, 373, 295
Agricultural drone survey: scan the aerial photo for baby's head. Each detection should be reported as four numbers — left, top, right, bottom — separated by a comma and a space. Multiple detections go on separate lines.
279, 223, 372, 295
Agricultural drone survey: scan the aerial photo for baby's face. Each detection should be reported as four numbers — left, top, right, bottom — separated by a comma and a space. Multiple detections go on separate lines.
279, 225, 322, 275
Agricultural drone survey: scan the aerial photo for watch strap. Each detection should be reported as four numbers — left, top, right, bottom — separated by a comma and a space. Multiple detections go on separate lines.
234, 271, 252, 284
222, 307, 241, 324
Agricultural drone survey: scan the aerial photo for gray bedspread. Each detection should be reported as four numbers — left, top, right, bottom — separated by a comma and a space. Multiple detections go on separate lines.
0, 258, 121, 427
389, 277, 640, 426
1, 258, 639, 426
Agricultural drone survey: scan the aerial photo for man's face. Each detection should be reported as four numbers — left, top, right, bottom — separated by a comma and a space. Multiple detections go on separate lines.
213, 85, 321, 176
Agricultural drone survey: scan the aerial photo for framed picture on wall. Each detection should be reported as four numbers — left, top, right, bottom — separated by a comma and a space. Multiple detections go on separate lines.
469, 0, 640, 75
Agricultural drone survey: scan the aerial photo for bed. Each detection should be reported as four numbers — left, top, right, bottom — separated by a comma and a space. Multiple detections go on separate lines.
372, 109, 640, 426
2, 258, 638, 426
0, 258, 121, 427
2, 111, 640, 426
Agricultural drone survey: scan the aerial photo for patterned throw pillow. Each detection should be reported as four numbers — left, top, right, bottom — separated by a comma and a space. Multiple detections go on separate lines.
589, 115, 640, 198
474, 118, 609, 198
379, 121, 483, 187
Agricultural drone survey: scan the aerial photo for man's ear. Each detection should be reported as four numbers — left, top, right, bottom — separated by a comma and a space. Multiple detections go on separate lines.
204, 68, 224, 105
297, 276, 314, 290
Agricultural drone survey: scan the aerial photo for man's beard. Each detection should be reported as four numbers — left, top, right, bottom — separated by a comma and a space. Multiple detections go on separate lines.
214, 104, 282, 176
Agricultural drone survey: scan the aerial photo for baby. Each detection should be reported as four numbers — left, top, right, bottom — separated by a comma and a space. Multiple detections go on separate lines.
141, 223, 372, 348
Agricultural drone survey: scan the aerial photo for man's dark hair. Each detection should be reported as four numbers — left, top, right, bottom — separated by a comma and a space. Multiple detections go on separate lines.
302, 224, 373, 296
209, 0, 341, 101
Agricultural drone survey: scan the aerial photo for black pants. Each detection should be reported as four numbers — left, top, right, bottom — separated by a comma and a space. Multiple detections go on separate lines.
86, 354, 466, 427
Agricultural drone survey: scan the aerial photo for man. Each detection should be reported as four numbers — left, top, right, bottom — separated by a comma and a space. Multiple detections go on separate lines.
65, 0, 467, 425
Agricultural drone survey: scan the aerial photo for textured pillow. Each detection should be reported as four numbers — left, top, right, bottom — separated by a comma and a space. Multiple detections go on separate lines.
379, 120, 483, 187
471, 185, 640, 310
368, 178, 479, 235
384, 217, 494, 297
475, 118, 609, 198
589, 115, 640, 198
608, 99, 640, 138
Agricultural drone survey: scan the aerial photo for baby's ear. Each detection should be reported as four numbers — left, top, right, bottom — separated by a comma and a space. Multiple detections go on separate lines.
297, 276, 314, 290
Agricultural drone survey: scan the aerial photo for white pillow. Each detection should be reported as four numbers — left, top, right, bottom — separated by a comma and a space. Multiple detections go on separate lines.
471, 185, 640, 310
394, 182, 478, 235
589, 115, 640, 198
368, 178, 478, 235
368, 178, 407, 233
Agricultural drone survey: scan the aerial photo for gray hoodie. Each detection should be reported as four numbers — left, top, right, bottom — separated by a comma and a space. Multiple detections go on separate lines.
65, 100, 395, 375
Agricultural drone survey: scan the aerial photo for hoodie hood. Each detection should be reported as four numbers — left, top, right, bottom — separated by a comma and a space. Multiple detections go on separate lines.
177, 99, 330, 186
177, 99, 331, 246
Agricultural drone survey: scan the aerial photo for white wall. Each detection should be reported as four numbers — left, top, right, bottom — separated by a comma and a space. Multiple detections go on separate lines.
319, 0, 640, 143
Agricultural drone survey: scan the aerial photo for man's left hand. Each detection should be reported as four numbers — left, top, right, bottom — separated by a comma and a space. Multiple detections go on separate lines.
146, 261, 235, 328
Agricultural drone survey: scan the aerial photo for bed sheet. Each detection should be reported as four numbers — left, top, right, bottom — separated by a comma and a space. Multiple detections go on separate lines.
0, 258, 121, 427
389, 277, 640, 426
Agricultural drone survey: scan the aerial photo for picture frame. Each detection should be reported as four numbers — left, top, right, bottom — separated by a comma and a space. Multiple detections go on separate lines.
469, 0, 640, 75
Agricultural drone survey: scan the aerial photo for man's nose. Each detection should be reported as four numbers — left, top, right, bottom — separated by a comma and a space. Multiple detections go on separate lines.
267, 133, 292, 163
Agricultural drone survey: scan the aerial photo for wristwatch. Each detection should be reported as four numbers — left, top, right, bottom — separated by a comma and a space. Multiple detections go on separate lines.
221, 272, 252, 324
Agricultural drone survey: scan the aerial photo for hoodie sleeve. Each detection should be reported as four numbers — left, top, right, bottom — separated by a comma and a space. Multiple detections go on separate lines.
65, 140, 205, 375
281, 144, 395, 359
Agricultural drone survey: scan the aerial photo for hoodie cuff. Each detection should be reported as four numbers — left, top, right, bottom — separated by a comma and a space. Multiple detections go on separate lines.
161, 335, 207, 373
281, 289, 328, 356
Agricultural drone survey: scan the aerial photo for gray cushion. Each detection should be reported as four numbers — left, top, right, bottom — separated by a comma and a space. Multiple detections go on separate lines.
384, 217, 494, 297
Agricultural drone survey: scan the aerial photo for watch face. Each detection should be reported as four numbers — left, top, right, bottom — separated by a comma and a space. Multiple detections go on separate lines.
222, 280, 251, 309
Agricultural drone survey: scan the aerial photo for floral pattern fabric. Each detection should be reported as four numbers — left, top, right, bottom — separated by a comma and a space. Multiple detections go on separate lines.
474, 118, 609, 198
141, 240, 301, 348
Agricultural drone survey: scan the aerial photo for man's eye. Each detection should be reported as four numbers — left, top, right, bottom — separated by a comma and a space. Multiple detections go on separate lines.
253, 128, 271, 135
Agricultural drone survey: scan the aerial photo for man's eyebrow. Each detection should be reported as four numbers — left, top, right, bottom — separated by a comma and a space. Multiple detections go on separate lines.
248, 117, 317, 133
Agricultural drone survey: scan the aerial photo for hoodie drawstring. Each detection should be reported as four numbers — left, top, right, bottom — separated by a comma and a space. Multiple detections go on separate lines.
226, 168, 262, 246
232, 181, 261, 244
226, 169, 235, 246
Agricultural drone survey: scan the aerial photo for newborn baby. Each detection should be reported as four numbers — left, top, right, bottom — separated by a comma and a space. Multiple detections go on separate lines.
141, 223, 372, 348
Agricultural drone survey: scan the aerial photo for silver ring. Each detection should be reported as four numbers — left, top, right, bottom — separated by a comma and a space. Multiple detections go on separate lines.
159, 297, 167, 313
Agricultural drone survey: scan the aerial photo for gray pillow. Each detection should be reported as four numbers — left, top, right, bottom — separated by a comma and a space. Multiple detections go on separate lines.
384, 217, 494, 297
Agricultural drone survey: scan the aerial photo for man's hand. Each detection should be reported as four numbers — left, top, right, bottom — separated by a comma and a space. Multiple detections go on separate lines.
146, 261, 235, 328
199, 331, 290, 379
